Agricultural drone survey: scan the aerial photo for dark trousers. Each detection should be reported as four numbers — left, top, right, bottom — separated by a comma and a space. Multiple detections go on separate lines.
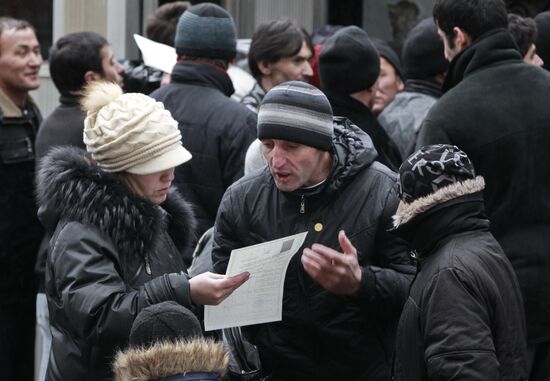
529, 341, 550, 381
0, 298, 36, 381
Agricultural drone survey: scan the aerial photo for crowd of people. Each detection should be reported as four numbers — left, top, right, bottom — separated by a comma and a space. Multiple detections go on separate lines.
0, 0, 549, 380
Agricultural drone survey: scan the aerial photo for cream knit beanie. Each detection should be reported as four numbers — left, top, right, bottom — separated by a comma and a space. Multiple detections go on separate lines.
82, 82, 191, 174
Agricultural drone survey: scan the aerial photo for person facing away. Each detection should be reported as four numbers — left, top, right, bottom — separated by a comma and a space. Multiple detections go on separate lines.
33, 30, 124, 381
318, 25, 402, 171
391, 144, 528, 381
36, 81, 249, 381
535, 11, 550, 71
150, 2, 257, 260
508, 13, 544, 66
378, 17, 448, 159
242, 17, 314, 175
0, 16, 43, 381
114, 301, 229, 381
212, 81, 415, 381
417, 1, 550, 380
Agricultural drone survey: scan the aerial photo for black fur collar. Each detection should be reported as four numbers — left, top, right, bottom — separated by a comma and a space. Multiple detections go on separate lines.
36, 146, 196, 260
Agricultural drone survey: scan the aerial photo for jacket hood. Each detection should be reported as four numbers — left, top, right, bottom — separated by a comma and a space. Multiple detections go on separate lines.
113, 338, 228, 381
443, 29, 522, 92
327, 116, 378, 192
36, 146, 196, 261
392, 177, 488, 257
393, 176, 485, 227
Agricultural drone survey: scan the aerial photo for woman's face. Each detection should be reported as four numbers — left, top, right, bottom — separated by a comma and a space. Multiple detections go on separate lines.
123, 168, 175, 204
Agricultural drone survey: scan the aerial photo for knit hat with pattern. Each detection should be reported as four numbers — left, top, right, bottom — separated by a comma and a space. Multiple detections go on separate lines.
174, 2, 236, 59
82, 82, 191, 174
398, 144, 476, 203
257, 81, 334, 151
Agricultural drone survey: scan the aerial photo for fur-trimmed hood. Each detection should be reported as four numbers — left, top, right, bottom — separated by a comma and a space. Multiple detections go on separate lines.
393, 176, 485, 228
36, 146, 196, 261
113, 338, 228, 381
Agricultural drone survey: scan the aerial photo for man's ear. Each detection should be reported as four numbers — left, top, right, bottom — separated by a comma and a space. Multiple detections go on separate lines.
83, 70, 101, 85
453, 27, 472, 50
258, 60, 272, 76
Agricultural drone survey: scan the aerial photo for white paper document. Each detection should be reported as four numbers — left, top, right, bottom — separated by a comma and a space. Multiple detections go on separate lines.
204, 231, 308, 331
133, 34, 177, 74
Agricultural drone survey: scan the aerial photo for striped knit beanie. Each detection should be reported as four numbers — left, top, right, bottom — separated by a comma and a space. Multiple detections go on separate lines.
174, 3, 236, 59
257, 81, 334, 151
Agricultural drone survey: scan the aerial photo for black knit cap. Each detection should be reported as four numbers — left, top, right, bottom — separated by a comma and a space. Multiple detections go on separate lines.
402, 18, 448, 80
535, 11, 550, 71
174, 2, 236, 59
372, 38, 403, 80
319, 26, 380, 94
258, 81, 334, 151
129, 301, 203, 348
398, 144, 476, 203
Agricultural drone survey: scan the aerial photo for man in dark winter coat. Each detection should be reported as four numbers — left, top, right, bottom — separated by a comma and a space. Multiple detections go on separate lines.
417, 1, 550, 379
0, 17, 43, 381
318, 26, 402, 171
391, 144, 528, 381
212, 81, 414, 381
378, 18, 447, 159
151, 3, 257, 254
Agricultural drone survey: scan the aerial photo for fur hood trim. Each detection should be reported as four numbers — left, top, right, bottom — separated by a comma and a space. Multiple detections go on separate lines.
113, 338, 228, 381
393, 176, 485, 228
36, 146, 196, 261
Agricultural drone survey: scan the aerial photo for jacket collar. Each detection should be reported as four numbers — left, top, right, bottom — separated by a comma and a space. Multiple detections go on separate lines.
403, 78, 443, 98
443, 28, 523, 92
36, 146, 196, 261
171, 61, 234, 97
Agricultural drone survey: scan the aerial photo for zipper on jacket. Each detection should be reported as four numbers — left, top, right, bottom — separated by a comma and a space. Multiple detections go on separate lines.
145, 253, 152, 275
300, 195, 305, 214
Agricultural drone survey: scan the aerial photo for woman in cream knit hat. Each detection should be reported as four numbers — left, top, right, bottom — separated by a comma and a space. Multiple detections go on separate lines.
36, 82, 249, 381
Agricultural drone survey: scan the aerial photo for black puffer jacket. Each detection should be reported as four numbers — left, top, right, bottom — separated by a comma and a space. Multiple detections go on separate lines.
391, 178, 528, 381
212, 118, 414, 381
417, 29, 550, 344
36, 147, 197, 381
150, 62, 257, 243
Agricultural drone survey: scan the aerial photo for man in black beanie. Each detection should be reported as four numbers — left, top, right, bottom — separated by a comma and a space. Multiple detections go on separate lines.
371, 38, 404, 116
378, 18, 448, 159
391, 144, 528, 380
212, 81, 413, 381
318, 26, 402, 170
150, 2, 257, 262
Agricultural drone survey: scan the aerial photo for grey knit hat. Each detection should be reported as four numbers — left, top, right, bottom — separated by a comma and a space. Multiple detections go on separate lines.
174, 2, 236, 59
319, 26, 380, 94
257, 81, 334, 151
129, 301, 203, 348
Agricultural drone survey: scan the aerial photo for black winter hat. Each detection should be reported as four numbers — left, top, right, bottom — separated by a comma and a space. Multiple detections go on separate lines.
398, 144, 476, 203
174, 2, 236, 59
372, 38, 404, 80
129, 301, 203, 348
319, 26, 380, 94
402, 18, 448, 80
535, 11, 550, 71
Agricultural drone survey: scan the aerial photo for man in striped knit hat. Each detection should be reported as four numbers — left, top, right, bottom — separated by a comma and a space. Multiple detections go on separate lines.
212, 81, 414, 381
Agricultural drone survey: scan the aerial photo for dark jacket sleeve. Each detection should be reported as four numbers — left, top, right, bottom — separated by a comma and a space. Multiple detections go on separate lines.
422, 268, 499, 380
357, 182, 415, 312
211, 185, 242, 275
415, 114, 453, 150
49, 221, 193, 342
